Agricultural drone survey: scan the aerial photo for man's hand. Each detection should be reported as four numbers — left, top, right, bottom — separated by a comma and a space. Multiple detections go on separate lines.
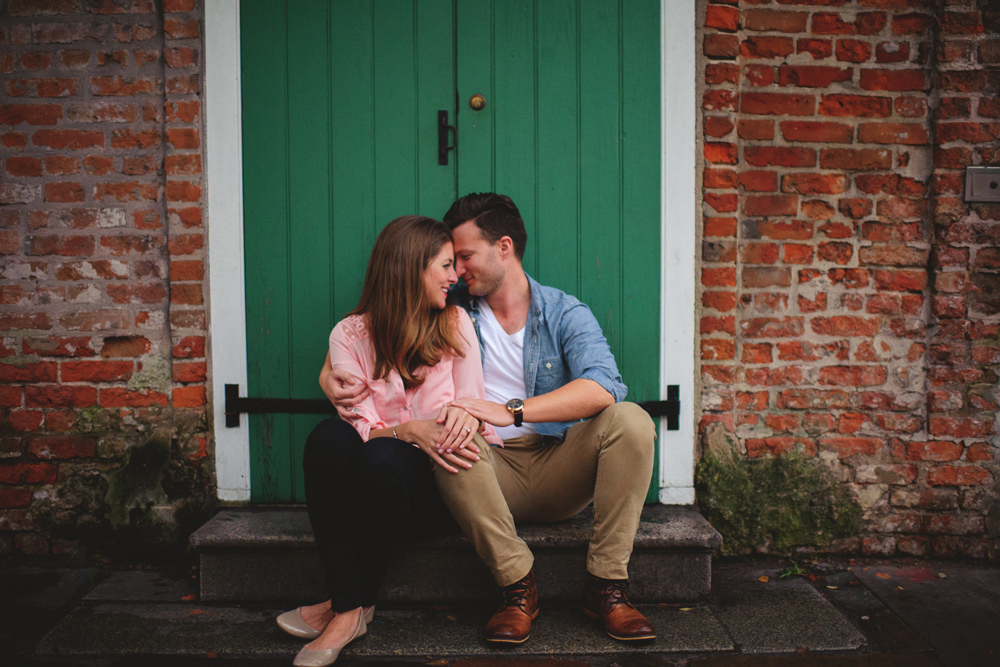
319, 352, 370, 419
434, 406, 481, 455
448, 398, 514, 428
398, 419, 478, 474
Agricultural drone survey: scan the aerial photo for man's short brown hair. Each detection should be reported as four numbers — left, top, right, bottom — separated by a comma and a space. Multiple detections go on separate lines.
443, 192, 527, 260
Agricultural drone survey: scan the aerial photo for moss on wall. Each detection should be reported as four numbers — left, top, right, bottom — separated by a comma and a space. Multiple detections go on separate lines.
696, 426, 862, 555
32, 424, 215, 558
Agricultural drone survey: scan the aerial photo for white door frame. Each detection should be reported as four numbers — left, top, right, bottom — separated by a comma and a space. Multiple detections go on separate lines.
204, 0, 697, 504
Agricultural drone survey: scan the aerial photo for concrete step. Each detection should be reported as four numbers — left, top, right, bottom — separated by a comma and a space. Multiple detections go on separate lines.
190, 505, 721, 604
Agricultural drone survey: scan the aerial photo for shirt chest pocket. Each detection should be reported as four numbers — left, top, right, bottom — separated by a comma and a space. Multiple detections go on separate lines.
535, 355, 565, 394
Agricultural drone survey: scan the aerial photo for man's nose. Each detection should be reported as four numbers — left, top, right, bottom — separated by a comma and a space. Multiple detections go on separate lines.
455, 260, 468, 277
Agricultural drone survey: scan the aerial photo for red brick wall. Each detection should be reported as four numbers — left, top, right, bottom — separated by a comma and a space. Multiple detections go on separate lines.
700, 0, 999, 557
0, 0, 211, 555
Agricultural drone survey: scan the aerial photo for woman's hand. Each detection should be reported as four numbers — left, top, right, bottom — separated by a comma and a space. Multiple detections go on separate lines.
397, 419, 479, 474
447, 398, 515, 428
434, 406, 481, 455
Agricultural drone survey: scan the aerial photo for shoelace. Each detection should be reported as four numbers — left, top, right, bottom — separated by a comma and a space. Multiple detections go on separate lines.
501, 578, 532, 610
597, 579, 635, 609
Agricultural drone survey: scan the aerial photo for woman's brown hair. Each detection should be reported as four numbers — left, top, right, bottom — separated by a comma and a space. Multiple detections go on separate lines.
351, 215, 466, 388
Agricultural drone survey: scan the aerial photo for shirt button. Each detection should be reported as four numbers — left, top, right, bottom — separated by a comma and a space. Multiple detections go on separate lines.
545, 362, 552, 369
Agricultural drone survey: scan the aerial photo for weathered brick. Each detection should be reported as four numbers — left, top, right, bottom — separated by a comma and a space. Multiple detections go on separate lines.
741, 36, 795, 59
820, 148, 892, 170
747, 437, 816, 458
858, 122, 929, 145
778, 65, 851, 88
927, 466, 991, 486
782, 173, 848, 195
28, 436, 96, 460
781, 120, 853, 144
745, 10, 808, 33
745, 146, 816, 168
820, 437, 883, 458
819, 94, 892, 118
741, 92, 814, 116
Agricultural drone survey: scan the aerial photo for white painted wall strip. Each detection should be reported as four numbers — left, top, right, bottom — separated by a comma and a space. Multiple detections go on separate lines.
659, 0, 697, 505
205, 0, 251, 502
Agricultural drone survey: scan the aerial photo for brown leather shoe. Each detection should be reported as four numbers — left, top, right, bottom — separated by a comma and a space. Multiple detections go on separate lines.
485, 568, 539, 644
582, 574, 655, 641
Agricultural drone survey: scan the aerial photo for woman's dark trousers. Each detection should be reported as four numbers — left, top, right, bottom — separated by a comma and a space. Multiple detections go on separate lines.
303, 418, 454, 612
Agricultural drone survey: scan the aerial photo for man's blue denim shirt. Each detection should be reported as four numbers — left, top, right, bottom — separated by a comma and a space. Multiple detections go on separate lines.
451, 273, 628, 439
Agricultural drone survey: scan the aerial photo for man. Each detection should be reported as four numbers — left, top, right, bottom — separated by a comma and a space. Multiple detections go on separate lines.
321, 193, 656, 643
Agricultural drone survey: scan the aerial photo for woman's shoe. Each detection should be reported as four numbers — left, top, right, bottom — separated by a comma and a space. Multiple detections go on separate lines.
292, 608, 367, 667
277, 606, 375, 640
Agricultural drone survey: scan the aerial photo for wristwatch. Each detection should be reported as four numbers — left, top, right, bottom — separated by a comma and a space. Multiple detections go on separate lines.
505, 398, 524, 427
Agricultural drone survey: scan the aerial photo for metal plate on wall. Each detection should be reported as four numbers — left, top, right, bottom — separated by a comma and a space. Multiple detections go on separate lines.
965, 166, 1000, 203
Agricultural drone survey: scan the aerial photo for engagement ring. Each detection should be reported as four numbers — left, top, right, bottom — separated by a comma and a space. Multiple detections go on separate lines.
463, 427, 472, 433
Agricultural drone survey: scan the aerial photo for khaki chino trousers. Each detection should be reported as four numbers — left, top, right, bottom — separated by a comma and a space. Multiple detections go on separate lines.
433, 402, 656, 586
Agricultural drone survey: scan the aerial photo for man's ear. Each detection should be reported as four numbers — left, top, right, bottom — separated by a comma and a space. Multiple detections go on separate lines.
498, 236, 514, 259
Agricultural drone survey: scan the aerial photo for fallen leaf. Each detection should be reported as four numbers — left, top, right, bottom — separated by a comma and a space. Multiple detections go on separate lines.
181, 594, 196, 601
938, 573, 947, 579
679, 607, 692, 612
861, 616, 869, 621
206, 651, 218, 659
825, 585, 838, 589
446, 614, 458, 622
897, 586, 904, 590
876, 573, 891, 579
189, 609, 204, 615
758, 575, 769, 583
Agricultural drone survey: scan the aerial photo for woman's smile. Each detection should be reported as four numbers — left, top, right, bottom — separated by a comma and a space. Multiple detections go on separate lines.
422, 242, 458, 309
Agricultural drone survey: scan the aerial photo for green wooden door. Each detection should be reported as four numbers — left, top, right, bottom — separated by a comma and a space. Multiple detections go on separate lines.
240, 0, 661, 502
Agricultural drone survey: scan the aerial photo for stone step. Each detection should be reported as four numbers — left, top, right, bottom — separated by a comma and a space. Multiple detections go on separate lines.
190, 505, 721, 604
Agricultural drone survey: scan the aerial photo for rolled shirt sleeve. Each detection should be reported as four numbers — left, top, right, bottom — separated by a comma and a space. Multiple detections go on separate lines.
558, 301, 628, 403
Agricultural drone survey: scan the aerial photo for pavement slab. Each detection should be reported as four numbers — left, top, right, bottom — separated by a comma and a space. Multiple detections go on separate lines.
852, 564, 1000, 667
83, 570, 197, 602
712, 567, 867, 654
688, 655, 944, 666
35, 602, 732, 658
815, 571, 931, 654
0, 567, 100, 660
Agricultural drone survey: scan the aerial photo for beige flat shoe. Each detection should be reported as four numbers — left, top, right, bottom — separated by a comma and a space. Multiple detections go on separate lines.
277, 606, 375, 640
292, 608, 367, 667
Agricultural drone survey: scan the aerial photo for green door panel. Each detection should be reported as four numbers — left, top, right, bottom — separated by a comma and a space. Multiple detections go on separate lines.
241, 0, 661, 502
241, 0, 456, 501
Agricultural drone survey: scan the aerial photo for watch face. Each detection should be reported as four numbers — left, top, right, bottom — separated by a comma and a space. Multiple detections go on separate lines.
506, 399, 524, 411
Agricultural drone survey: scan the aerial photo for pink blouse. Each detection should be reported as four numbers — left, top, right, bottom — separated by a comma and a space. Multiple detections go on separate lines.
329, 307, 502, 446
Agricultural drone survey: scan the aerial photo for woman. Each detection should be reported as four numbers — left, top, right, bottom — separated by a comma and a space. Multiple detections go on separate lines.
276, 216, 501, 667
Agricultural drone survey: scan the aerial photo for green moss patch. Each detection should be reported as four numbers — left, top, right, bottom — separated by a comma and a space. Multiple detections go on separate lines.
696, 437, 861, 556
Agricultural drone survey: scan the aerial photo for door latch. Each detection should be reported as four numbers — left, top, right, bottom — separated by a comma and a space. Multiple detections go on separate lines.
438, 110, 456, 165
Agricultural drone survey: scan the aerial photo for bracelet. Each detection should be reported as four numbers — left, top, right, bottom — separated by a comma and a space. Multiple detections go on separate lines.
393, 426, 398, 439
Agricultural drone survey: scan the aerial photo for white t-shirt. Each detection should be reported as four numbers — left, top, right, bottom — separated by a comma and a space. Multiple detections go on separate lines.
478, 300, 537, 440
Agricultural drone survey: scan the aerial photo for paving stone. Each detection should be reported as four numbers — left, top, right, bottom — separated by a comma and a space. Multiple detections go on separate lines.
816, 571, 931, 654
688, 654, 944, 666
35, 602, 732, 658
84, 571, 197, 602
712, 567, 866, 654
852, 565, 1000, 667
0, 567, 100, 660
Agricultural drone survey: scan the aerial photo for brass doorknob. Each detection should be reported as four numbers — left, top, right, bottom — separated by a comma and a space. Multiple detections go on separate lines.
469, 94, 486, 111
